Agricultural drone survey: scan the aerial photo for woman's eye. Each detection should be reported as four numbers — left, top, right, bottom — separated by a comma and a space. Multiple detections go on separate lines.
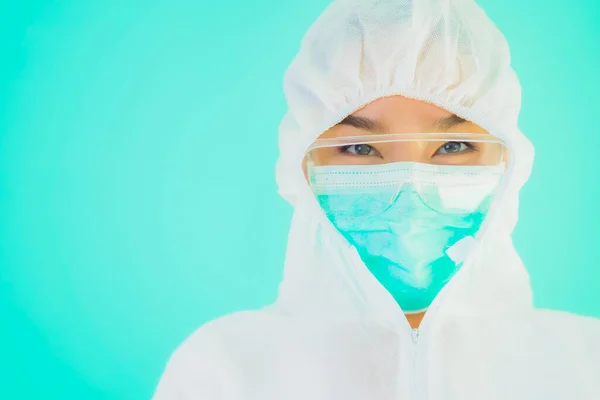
340, 144, 380, 156
435, 141, 474, 155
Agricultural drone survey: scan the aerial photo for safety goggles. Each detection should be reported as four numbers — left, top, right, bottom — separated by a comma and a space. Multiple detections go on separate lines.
304, 133, 508, 216
305, 133, 507, 167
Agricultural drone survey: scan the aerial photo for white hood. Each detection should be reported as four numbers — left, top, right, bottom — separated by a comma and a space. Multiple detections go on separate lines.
273, 0, 535, 328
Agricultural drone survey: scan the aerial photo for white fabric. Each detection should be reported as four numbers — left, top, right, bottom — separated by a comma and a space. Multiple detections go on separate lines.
154, 0, 600, 398
444, 235, 475, 264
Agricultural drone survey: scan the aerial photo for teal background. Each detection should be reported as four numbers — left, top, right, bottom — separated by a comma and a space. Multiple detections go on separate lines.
1, 0, 598, 398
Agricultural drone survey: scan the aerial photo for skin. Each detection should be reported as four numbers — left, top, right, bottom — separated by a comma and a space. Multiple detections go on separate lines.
304, 95, 496, 329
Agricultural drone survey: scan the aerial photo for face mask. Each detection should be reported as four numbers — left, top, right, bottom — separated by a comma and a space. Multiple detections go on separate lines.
309, 162, 504, 313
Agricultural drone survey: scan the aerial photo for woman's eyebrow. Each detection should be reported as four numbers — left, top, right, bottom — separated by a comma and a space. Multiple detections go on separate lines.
432, 114, 468, 130
336, 115, 386, 132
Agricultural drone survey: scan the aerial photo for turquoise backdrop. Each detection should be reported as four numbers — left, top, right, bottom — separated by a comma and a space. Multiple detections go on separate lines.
1, 0, 599, 398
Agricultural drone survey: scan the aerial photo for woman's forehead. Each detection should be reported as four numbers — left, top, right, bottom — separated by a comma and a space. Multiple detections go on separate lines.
354, 96, 455, 121
320, 95, 488, 139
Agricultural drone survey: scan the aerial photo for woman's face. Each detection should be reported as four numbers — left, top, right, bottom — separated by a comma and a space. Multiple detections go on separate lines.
303, 95, 502, 175
302, 96, 503, 327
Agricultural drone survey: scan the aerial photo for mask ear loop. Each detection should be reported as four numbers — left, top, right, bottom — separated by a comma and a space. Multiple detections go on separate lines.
300, 151, 325, 216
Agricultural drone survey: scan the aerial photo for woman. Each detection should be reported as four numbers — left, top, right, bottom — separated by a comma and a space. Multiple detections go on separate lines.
154, 0, 600, 398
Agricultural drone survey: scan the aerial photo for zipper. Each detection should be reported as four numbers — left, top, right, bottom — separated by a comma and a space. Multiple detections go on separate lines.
411, 328, 420, 344
409, 328, 419, 400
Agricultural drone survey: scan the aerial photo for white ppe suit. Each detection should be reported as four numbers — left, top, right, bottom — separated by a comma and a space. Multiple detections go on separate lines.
154, 0, 600, 398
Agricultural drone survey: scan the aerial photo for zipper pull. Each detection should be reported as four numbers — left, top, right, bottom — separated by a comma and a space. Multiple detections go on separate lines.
411, 328, 420, 343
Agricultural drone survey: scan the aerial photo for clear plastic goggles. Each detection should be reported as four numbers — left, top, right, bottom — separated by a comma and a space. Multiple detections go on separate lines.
304, 133, 508, 216
305, 133, 507, 167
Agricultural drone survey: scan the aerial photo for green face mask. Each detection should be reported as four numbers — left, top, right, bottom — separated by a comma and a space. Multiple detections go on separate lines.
310, 162, 501, 313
